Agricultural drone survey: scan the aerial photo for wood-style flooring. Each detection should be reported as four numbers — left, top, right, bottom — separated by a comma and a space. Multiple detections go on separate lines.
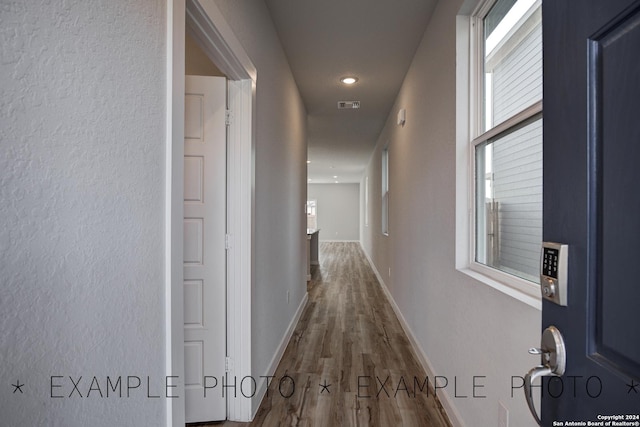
206, 242, 451, 427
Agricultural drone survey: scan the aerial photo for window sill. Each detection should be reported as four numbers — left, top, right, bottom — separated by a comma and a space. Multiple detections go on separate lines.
458, 263, 542, 310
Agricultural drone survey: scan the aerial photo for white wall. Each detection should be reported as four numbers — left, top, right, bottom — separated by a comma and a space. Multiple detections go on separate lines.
186, 32, 225, 76
0, 0, 307, 424
212, 0, 308, 415
0, 1, 167, 425
308, 183, 360, 241
360, 1, 541, 426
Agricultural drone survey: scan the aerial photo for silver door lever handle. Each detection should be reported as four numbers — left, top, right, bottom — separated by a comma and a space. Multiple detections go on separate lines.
524, 365, 552, 426
523, 326, 566, 426
528, 348, 548, 355
529, 347, 552, 363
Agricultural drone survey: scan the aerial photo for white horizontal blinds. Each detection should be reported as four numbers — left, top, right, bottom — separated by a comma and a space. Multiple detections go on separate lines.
474, 0, 543, 283
491, 119, 542, 281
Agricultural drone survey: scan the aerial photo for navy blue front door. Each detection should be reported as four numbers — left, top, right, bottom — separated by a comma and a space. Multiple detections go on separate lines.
542, 0, 640, 423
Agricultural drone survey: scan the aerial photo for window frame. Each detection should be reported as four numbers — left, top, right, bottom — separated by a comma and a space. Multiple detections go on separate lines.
364, 176, 369, 227
381, 146, 389, 236
306, 199, 318, 230
456, 0, 543, 309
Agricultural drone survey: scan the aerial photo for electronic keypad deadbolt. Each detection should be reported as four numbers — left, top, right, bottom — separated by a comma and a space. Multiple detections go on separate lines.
540, 242, 568, 306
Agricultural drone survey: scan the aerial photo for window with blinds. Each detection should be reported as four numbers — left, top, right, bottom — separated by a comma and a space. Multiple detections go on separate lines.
474, 0, 542, 282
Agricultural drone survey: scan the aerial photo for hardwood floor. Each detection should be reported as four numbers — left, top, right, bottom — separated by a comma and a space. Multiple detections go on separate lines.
208, 242, 451, 427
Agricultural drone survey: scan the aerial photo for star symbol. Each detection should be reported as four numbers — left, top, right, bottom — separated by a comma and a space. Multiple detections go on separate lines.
12, 380, 24, 394
627, 379, 639, 394
319, 379, 331, 394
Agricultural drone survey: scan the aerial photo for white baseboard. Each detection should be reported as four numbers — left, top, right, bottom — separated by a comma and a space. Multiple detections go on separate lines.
359, 243, 465, 427
251, 291, 309, 419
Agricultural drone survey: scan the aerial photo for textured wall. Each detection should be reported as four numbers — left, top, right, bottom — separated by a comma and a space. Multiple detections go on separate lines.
211, 0, 308, 415
0, 1, 167, 425
308, 183, 360, 241
360, 0, 541, 425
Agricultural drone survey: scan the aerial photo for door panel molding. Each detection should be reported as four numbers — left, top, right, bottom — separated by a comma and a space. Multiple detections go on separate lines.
184, 75, 227, 423
587, 3, 640, 379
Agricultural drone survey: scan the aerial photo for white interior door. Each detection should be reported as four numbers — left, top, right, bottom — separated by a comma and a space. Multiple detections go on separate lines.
184, 75, 227, 423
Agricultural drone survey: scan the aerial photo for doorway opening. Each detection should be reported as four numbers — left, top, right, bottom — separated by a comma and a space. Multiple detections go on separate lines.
306, 199, 317, 230
166, 0, 256, 424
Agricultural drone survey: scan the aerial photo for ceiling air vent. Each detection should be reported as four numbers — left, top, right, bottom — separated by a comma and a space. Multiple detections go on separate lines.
337, 101, 360, 110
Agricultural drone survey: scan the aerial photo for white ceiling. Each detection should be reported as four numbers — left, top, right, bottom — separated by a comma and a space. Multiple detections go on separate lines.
265, 0, 439, 184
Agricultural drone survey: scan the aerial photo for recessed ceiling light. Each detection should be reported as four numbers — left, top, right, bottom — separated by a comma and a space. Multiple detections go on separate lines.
306, 160, 311, 164
334, 181, 339, 183
340, 76, 358, 85
333, 175, 338, 179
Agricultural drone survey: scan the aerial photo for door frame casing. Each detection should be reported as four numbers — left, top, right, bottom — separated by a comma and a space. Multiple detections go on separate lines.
166, 0, 256, 424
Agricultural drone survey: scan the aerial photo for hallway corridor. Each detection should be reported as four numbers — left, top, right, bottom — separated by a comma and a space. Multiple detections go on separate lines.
220, 242, 451, 426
